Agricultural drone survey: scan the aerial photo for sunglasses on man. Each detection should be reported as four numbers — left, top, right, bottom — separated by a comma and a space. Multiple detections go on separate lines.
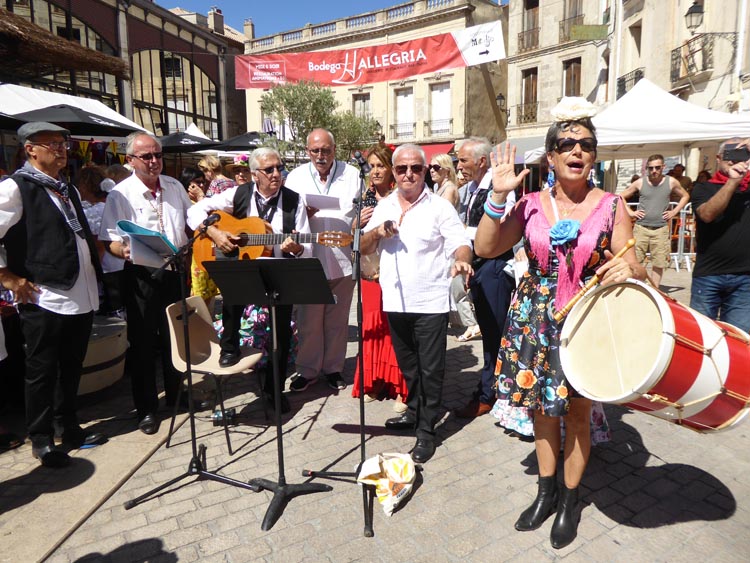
394, 164, 425, 175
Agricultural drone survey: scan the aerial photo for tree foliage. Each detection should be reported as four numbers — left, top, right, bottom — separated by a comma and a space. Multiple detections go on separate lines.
259, 80, 338, 164
260, 81, 381, 167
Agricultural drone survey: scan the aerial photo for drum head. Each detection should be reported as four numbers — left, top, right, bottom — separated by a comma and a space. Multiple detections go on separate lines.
560, 281, 673, 403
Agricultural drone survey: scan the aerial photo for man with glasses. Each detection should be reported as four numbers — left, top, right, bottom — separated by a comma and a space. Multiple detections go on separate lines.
454, 137, 516, 419
284, 128, 362, 393
360, 144, 472, 462
187, 147, 311, 413
621, 154, 689, 289
99, 132, 191, 435
689, 138, 750, 333
0, 122, 106, 467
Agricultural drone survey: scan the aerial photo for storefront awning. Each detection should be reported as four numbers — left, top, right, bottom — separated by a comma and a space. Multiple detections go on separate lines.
420, 142, 455, 163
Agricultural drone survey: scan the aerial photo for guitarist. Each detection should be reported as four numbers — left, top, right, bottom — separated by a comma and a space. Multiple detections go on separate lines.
187, 148, 311, 413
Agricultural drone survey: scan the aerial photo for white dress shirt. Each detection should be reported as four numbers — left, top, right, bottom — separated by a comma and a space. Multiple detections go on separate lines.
0, 176, 99, 314
186, 185, 312, 258
285, 161, 362, 279
99, 173, 191, 248
364, 188, 471, 314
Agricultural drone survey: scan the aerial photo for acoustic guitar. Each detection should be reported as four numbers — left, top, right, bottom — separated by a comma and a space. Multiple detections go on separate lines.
193, 211, 353, 272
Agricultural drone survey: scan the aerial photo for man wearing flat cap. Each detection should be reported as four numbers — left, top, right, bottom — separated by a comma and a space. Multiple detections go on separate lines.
0, 122, 106, 468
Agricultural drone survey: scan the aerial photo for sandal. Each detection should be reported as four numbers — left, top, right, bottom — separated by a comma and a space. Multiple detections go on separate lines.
457, 326, 482, 342
0, 432, 23, 452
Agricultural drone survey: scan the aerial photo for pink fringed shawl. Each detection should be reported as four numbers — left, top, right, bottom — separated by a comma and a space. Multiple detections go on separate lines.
522, 191, 618, 307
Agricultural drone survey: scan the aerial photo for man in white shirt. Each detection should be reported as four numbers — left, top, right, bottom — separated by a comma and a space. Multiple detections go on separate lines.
187, 147, 311, 413
360, 144, 473, 463
0, 122, 105, 467
284, 128, 362, 392
99, 132, 192, 435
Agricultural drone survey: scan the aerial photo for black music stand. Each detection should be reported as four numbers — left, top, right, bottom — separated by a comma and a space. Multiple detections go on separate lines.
123, 225, 259, 513
205, 258, 334, 531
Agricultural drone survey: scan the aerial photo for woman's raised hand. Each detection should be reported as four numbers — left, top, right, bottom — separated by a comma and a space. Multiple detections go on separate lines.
490, 142, 530, 197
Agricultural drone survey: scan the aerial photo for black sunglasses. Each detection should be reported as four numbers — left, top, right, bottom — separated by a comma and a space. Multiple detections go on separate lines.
394, 164, 425, 175
554, 138, 597, 154
428, 164, 443, 172
256, 164, 285, 174
131, 152, 163, 161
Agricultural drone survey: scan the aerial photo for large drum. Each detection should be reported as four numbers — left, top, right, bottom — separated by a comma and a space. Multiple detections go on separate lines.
79, 316, 128, 395
559, 280, 750, 432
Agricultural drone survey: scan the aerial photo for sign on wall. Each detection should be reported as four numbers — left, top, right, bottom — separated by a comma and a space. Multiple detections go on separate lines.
236, 21, 505, 89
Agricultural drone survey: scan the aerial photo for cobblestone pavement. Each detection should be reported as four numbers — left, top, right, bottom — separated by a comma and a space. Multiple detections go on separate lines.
40, 270, 750, 561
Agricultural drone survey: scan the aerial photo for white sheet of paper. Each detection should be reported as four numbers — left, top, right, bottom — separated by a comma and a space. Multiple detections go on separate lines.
125, 235, 167, 269
306, 193, 340, 210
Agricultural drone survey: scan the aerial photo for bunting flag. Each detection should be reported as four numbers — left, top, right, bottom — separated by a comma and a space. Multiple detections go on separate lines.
236, 21, 505, 89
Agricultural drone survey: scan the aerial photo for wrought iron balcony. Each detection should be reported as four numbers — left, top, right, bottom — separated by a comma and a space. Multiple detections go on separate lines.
670, 33, 737, 83
559, 14, 584, 43
424, 118, 453, 137
390, 122, 416, 140
515, 102, 539, 125
616, 67, 644, 99
518, 28, 540, 53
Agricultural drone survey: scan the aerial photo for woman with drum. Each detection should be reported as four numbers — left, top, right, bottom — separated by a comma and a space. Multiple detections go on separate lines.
351, 145, 408, 412
474, 98, 645, 549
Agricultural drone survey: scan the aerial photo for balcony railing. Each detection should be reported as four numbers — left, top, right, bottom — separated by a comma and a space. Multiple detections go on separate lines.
391, 122, 416, 140
559, 14, 584, 43
670, 34, 716, 83
616, 67, 644, 99
518, 28, 540, 52
424, 118, 453, 137
515, 102, 539, 125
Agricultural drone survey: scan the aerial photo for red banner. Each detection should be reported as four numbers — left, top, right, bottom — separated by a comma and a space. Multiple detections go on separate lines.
236, 33, 467, 89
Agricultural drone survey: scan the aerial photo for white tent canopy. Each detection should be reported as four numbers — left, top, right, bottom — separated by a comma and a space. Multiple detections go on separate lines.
524, 79, 750, 163
0, 82, 148, 134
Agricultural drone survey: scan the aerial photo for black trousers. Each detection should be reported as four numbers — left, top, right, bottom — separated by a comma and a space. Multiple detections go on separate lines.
122, 263, 182, 419
469, 258, 514, 405
18, 304, 93, 447
386, 312, 448, 440
221, 302, 293, 393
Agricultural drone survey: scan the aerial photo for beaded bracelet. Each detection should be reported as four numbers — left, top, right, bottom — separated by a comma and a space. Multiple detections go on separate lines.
483, 198, 506, 219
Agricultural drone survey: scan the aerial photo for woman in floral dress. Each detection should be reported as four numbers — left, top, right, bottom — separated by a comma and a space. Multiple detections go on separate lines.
474, 98, 645, 550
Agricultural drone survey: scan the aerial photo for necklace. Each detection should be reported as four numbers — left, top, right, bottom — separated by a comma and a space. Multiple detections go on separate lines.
550, 188, 583, 219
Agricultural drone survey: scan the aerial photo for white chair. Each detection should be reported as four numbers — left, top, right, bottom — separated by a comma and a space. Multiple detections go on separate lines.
165, 296, 263, 455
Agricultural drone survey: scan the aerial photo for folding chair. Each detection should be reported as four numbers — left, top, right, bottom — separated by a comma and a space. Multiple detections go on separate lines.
165, 296, 263, 455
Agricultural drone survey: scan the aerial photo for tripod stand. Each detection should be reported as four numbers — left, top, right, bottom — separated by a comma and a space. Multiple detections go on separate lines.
123, 228, 259, 512
301, 163, 377, 537
205, 258, 334, 531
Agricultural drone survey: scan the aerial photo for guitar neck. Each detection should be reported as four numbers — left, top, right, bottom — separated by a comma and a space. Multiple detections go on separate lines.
238, 232, 320, 247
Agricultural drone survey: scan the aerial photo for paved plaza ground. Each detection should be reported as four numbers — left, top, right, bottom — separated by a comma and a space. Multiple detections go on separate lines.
2, 268, 750, 562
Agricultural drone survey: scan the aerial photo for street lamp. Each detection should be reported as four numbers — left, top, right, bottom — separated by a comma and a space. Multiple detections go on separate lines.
685, 1, 704, 35
495, 93, 511, 123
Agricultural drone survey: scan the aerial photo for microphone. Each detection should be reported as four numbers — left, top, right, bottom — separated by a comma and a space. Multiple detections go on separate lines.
201, 213, 221, 230
351, 151, 371, 174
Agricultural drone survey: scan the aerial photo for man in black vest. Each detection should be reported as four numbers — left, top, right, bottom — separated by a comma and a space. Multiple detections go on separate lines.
455, 137, 517, 418
0, 122, 106, 467
187, 147, 311, 413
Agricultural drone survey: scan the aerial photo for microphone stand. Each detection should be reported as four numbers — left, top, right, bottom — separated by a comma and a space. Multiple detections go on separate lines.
124, 221, 258, 511
301, 161, 375, 537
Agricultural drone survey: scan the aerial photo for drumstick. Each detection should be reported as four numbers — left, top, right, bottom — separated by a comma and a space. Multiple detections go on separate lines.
553, 238, 636, 323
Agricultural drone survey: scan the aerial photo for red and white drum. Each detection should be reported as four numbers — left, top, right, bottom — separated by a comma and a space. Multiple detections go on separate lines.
559, 280, 750, 432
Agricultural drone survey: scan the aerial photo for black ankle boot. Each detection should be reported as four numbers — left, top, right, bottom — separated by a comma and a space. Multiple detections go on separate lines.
550, 485, 580, 549
515, 475, 559, 531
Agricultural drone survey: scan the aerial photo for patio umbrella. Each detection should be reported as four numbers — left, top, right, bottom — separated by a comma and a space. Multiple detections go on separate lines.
0, 112, 27, 131
11, 104, 141, 138
158, 131, 221, 153
214, 131, 262, 151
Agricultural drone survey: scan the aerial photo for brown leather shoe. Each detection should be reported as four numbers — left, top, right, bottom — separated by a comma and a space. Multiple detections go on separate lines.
455, 399, 492, 418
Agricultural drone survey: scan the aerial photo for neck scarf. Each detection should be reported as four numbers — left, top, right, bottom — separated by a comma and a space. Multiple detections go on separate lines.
708, 170, 750, 192
16, 162, 84, 238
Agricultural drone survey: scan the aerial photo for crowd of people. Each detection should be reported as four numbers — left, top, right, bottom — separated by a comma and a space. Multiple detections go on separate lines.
1, 107, 749, 550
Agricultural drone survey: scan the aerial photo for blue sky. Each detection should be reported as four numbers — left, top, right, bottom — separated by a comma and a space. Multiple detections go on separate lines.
168, 1, 403, 38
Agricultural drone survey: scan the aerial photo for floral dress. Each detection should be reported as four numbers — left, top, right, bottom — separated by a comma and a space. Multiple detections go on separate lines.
493, 191, 619, 443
